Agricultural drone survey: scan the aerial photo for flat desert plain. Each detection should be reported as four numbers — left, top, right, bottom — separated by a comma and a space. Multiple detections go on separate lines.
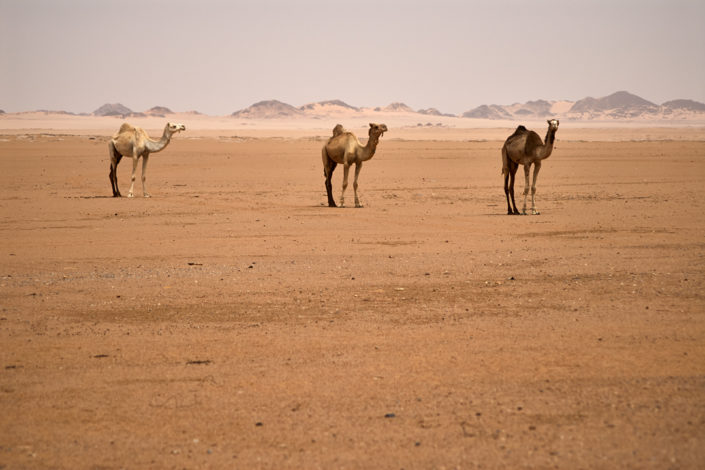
1, 121, 704, 469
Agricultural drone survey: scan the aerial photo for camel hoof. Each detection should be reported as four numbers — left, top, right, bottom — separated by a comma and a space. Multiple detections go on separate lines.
144, 194, 151, 198
532, 210, 541, 215
355, 204, 363, 208
127, 193, 134, 198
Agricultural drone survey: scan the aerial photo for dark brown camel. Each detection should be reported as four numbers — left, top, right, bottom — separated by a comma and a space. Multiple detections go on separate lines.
501, 119, 559, 215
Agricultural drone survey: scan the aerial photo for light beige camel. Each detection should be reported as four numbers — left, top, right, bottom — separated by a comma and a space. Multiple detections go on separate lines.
322, 123, 387, 207
501, 119, 559, 215
108, 122, 185, 197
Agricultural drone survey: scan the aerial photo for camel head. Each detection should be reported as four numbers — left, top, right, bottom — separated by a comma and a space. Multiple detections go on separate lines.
368, 123, 388, 138
547, 119, 559, 132
166, 122, 186, 135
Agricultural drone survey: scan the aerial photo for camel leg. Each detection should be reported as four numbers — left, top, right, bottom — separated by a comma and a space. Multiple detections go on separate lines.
502, 146, 512, 214
127, 155, 139, 198
141, 154, 150, 198
530, 162, 541, 215
508, 162, 520, 215
504, 172, 512, 214
521, 164, 531, 215
340, 163, 351, 208
353, 162, 363, 208
325, 163, 337, 207
108, 142, 122, 197
322, 149, 337, 207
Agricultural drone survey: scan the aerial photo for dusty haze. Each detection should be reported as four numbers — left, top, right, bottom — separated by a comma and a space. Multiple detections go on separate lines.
1, 0, 704, 115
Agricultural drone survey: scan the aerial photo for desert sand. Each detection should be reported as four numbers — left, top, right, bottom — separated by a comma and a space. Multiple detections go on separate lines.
1, 115, 704, 468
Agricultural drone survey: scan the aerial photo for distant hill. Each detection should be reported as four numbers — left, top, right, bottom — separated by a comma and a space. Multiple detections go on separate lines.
661, 99, 705, 112
146, 106, 173, 116
36, 110, 78, 115
383, 102, 415, 112
93, 103, 133, 117
511, 99, 553, 117
417, 108, 442, 116
417, 108, 455, 117
300, 100, 358, 112
232, 100, 304, 118
462, 104, 513, 120
568, 91, 658, 118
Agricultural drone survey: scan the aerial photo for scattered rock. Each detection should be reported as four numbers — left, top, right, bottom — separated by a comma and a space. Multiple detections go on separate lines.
186, 360, 211, 365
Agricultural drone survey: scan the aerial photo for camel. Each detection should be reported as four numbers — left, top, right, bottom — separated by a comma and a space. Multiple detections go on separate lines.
108, 122, 185, 197
501, 119, 559, 215
322, 123, 388, 207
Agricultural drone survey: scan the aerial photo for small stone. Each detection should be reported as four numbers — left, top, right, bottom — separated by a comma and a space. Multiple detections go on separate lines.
384, 413, 396, 418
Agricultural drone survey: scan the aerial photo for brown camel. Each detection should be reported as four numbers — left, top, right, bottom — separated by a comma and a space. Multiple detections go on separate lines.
322, 123, 388, 207
501, 119, 559, 215
108, 122, 185, 197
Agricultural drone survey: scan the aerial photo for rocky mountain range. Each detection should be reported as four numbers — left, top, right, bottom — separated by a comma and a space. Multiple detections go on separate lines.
229, 92, 705, 121
462, 91, 705, 120
37, 91, 702, 121
92, 103, 176, 118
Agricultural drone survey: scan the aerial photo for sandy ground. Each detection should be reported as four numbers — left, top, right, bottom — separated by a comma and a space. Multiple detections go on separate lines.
1, 123, 704, 469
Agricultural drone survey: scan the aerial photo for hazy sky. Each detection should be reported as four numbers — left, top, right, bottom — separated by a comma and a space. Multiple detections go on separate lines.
1, 0, 704, 115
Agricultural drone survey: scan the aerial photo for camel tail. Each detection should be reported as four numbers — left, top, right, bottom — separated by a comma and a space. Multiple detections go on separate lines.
501, 145, 509, 176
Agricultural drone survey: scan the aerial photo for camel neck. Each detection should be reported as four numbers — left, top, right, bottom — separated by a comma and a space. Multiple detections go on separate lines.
540, 128, 557, 160
362, 135, 380, 161
145, 126, 172, 153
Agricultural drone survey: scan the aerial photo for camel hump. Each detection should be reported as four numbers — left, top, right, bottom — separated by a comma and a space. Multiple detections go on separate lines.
332, 124, 345, 136
117, 122, 135, 134
514, 125, 528, 134
327, 124, 352, 144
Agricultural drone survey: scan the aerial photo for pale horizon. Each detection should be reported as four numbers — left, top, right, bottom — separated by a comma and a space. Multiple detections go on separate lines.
1, 0, 704, 116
